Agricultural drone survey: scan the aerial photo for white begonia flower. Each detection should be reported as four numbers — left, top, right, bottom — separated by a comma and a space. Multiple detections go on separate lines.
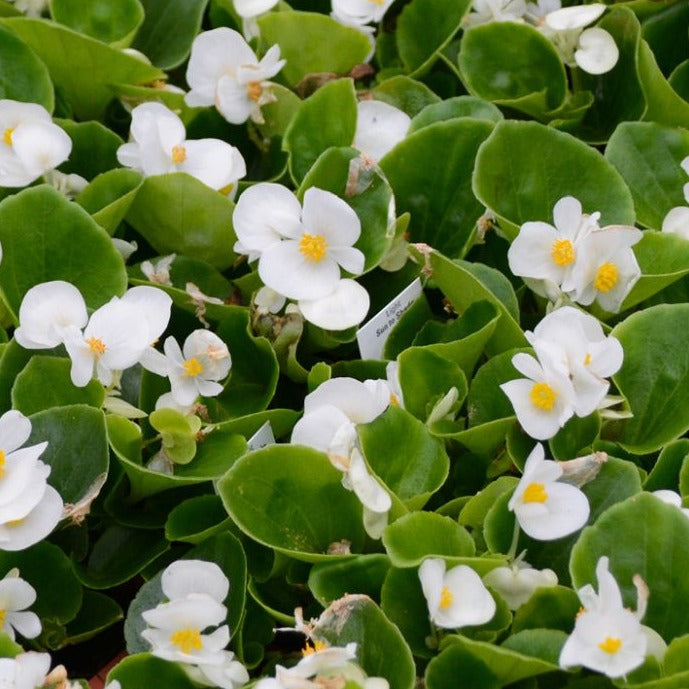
142, 593, 230, 665
662, 206, 689, 238
419, 558, 496, 629
0, 100, 72, 188
287, 641, 358, 679
526, 306, 623, 417
465, 0, 527, 25
0, 652, 51, 689
500, 343, 577, 440
162, 560, 230, 604
570, 225, 642, 313
185, 27, 285, 125
43, 169, 88, 199
163, 330, 232, 406
258, 187, 365, 301
483, 557, 558, 610
331, 0, 396, 25
117, 102, 246, 195
298, 278, 370, 331
524, 0, 561, 26
560, 557, 649, 677
141, 254, 176, 286
14, 281, 88, 350
0, 570, 41, 640
652, 489, 689, 519
508, 443, 590, 540
186, 650, 249, 689
353, 100, 410, 162
508, 196, 600, 298
575, 27, 619, 74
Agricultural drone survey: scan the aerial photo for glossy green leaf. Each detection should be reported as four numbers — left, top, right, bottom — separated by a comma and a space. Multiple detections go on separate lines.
63, 590, 123, 645
434, 417, 515, 457
613, 304, 689, 452
512, 586, 581, 633
258, 11, 371, 86
0, 17, 163, 119
396, 0, 470, 76
380, 119, 493, 258
571, 493, 689, 640
309, 554, 391, 607
372, 75, 441, 116
284, 79, 356, 184
408, 96, 503, 134
219, 445, 366, 561
358, 406, 450, 509
12, 356, 104, 414
165, 494, 233, 543
0, 23, 53, 110
0, 340, 31, 410
132, 0, 207, 68
459, 22, 567, 119
425, 643, 500, 689
641, 1, 689, 76
56, 119, 124, 181
126, 173, 237, 269
107, 654, 197, 689
149, 408, 201, 465
646, 439, 689, 491
473, 120, 635, 240
50, 0, 144, 46
0, 185, 127, 318
549, 413, 601, 460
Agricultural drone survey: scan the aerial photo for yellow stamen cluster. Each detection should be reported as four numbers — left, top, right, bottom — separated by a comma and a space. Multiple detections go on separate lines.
594, 262, 618, 293
550, 239, 575, 267
0, 449, 6, 479
598, 637, 622, 654
389, 394, 400, 407
439, 586, 453, 610
299, 233, 328, 262
246, 81, 263, 102
86, 337, 106, 357
183, 357, 204, 378
530, 382, 556, 411
522, 482, 548, 504
3, 128, 13, 146
171, 145, 187, 164
0, 610, 5, 627
218, 183, 234, 197
584, 353, 592, 366
171, 627, 202, 654
302, 640, 328, 657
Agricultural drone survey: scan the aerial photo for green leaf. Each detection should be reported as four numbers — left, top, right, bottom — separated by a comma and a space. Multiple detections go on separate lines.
396, 0, 471, 76
149, 408, 201, 465
50, 0, 144, 46
380, 119, 494, 258
132, 0, 208, 69
28, 404, 108, 505
512, 586, 581, 633
613, 304, 689, 452
372, 75, 441, 117
571, 493, 689, 641
0, 185, 127, 318
383, 512, 475, 567
473, 120, 635, 240
641, 1, 689, 76
108, 654, 197, 689
426, 643, 500, 689
165, 494, 232, 543
257, 12, 371, 86
0, 23, 53, 110
284, 79, 356, 184
315, 594, 416, 689
56, 119, 124, 181
358, 406, 450, 509
12, 356, 104, 414
0, 17, 163, 120
408, 96, 503, 134
500, 629, 568, 666
549, 413, 601, 460
605, 121, 689, 229
309, 555, 391, 607
63, 590, 123, 645
645, 439, 689, 491
458, 22, 567, 119
126, 173, 237, 269
218, 445, 366, 561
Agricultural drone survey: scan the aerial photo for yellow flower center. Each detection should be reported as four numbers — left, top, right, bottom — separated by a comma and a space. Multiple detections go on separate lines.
0, 450, 5, 479
522, 482, 548, 503
183, 357, 204, 377
299, 233, 328, 262
594, 262, 618, 293
218, 183, 234, 197
171, 145, 187, 164
598, 637, 622, 654
390, 393, 400, 407
86, 337, 106, 357
439, 586, 453, 610
0, 610, 5, 627
302, 640, 328, 656
584, 353, 592, 366
530, 382, 556, 411
551, 239, 575, 267
3, 128, 13, 146
170, 628, 202, 654
246, 81, 263, 102
5, 519, 24, 528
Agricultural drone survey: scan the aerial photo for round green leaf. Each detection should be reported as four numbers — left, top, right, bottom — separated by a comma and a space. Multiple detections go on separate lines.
408, 96, 503, 134
218, 445, 366, 561
0, 185, 127, 318
472, 120, 635, 240
57, 119, 124, 181
645, 439, 689, 491
426, 643, 500, 689
512, 586, 580, 634
372, 75, 441, 117
165, 494, 232, 544
108, 654, 197, 689
50, 0, 145, 46
63, 590, 123, 645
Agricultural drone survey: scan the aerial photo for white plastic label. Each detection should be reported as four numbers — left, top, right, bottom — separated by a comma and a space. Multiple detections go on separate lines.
356, 278, 423, 360
247, 421, 275, 451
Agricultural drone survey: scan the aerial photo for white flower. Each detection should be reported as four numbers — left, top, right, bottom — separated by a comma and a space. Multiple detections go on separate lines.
141, 254, 176, 286
162, 560, 230, 604
185, 28, 285, 125
574, 27, 619, 74
560, 557, 649, 677
651, 490, 689, 519
288, 641, 358, 678
483, 558, 558, 610
526, 307, 623, 417
353, 100, 410, 162
500, 344, 578, 440
0, 570, 41, 640
117, 102, 246, 195
298, 278, 370, 331
186, 650, 249, 689
418, 558, 496, 629
0, 652, 51, 689
508, 443, 590, 540
331, 0, 396, 25
43, 169, 88, 199
465, 0, 527, 25
163, 330, 232, 406
0, 100, 71, 188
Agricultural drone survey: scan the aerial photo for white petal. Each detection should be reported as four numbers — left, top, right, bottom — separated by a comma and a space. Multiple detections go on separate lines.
304, 377, 388, 423
299, 279, 370, 330
575, 28, 619, 75
290, 405, 352, 454
179, 139, 246, 191
0, 485, 63, 551
0, 411, 32, 455
301, 187, 362, 249
142, 593, 227, 630
515, 482, 589, 540
0, 577, 36, 610
11, 121, 71, 178
234, 0, 279, 17
7, 611, 41, 639
436, 565, 496, 629
347, 449, 391, 513
354, 100, 410, 161
662, 206, 689, 239
418, 558, 445, 615
162, 560, 230, 603
546, 3, 605, 30
215, 75, 256, 125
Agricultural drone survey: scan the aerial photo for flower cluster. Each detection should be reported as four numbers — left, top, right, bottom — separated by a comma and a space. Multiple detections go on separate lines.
117, 102, 246, 196
234, 183, 371, 331
662, 155, 689, 239
508, 196, 642, 313
142, 559, 248, 689
0, 410, 63, 552
15, 281, 172, 388
501, 306, 624, 439
185, 27, 285, 125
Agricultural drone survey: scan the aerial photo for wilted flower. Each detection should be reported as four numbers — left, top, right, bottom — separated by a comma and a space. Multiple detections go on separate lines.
483, 558, 558, 610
